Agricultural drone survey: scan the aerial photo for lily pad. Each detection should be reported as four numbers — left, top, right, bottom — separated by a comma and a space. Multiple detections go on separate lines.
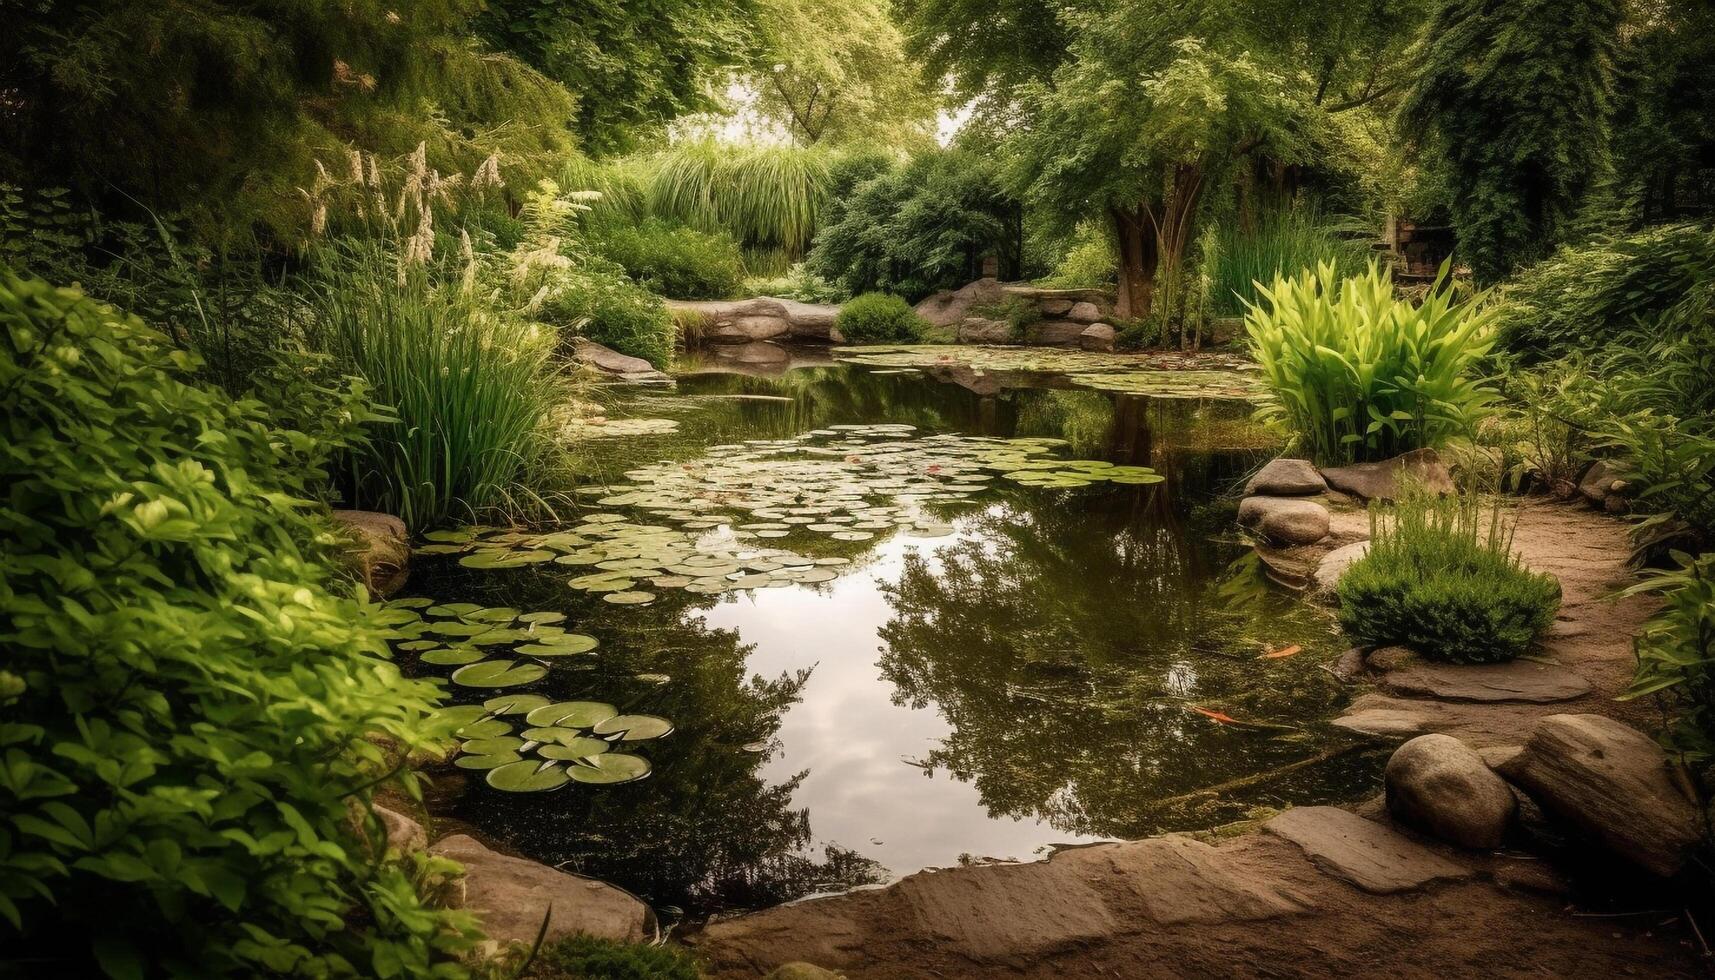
591, 714, 674, 741
483, 693, 551, 715
515, 635, 599, 656
524, 700, 618, 729
450, 659, 549, 688
566, 753, 652, 785
486, 760, 571, 792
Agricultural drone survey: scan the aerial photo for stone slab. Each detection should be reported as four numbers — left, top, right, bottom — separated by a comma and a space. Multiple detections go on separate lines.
1264, 806, 1471, 894
893, 860, 1117, 959
1056, 836, 1309, 924
1379, 660, 1592, 703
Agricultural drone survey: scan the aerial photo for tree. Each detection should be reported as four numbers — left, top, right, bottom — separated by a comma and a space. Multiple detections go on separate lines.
1400, 0, 1622, 282
895, 0, 1069, 110
750, 0, 941, 147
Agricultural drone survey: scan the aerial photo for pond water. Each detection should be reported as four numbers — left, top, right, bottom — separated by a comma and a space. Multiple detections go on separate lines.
398, 349, 1384, 921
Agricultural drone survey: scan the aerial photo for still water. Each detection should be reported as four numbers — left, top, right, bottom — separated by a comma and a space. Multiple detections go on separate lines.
403, 352, 1380, 920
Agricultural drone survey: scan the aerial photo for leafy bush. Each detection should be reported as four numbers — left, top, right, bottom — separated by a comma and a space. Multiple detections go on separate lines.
807, 150, 1019, 301
1497, 223, 1715, 361
310, 247, 568, 529
1623, 552, 1715, 765
836, 292, 927, 343
538, 261, 677, 368
0, 268, 475, 975
595, 218, 745, 299
1036, 232, 1116, 290
1338, 494, 1562, 663
1244, 260, 1499, 466
646, 140, 833, 258
969, 296, 1041, 338
744, 263, 849, 304
517, 935, 700, 980
1206, 209, 1374, 317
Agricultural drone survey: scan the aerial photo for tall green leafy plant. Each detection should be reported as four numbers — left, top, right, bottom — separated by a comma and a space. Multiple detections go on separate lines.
1206, 209, 1374, 316
646, 141, 833, 259
1622, 552, 1715, 765
0, 269, 476, 975
1244, 260, 1499, 465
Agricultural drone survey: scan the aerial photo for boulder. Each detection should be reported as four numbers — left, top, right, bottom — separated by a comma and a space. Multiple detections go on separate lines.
329, 510, 410, 595
1377, 660, 1592, 703
1497, 714, 1700, 877
1332, 707, 1433, 739
372, 804, 427, 854
1025, 319, 1087, 346
720, 313, 793, 343
1310, 541, 1370, 600
570, 337, 669, 384
714, 341, 792, 367
668, 298, 842, 344
1237, 496, 1331, 545
1040, 298, 1075, 316
1577, 459, 1629, 510
1385, 734, 1516, 849
914, 278, 1006, 328
956, 317, 1014, 344
1077, 323, 1116, 352
1067, 301, 1103, 323
1320, 448, 1456, 501
1244, 458, 1327, 496
430, 835, 654, 946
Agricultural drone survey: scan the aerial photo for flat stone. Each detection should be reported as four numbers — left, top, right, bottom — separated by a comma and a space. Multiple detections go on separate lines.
1331, 707, 1433, 739
1245, 458, 1328, 496
1077, 323, 1115, 352
372, 804, 427, 854
1479, 744, 1524, 771
1498, 714, 1701, 877
1329, 647, 1367, 683
1238, 496, 1331, 545
571, 336, 652, 374
1385, 734, 1516, 849
329, 510, 410, 595
1067, 300, 1103, 323
1040, 297, 1074, 316
1025, 319, 1087, 346
1055, 836, 1309, 924
1265, 806, 1471, 894
914, 277, 1005, 328
894, 860, 1116, 959
1378, 660, 1592, 703
956, 317, 1013, 344
1320, 448, 1455, 501
429, 834, 653, 945
1310, 541, 1370, 600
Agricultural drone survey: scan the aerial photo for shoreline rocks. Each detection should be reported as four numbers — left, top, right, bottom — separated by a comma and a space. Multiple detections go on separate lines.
329, 510, 410, 595
430, 834, 656, 946
1238, 496, 1331, 545
1384, 734, 1516, 849
1320, 448, 1455, 501
570, 337, 672, 384
1245, 458, 1327, 496
669, 297, 843, 345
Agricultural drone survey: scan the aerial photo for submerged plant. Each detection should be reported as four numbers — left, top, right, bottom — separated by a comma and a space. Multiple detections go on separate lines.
1244, 260, 1499, 466
1337, 493, 1561, 663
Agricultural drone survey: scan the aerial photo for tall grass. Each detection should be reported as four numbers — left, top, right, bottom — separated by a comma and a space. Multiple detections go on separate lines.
1244, 260, 1499, 466
644, 140, 832, 258
309, 246, 567, 528
1208, 210, 1375, 316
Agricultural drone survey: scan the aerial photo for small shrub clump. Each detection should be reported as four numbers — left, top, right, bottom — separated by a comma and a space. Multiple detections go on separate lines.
542, 261, 678, 368
0, 269, 475, 975
744, 262, 848, 304
517, 935, 701, 980
836, 292, 927, 343
1337, 494, 1562, 663
595, 218, 746, 300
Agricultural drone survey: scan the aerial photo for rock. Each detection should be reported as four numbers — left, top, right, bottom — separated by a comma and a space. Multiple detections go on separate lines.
1266, 806, 1471, 894
1040, 298, 1074, 316
1024, 319, 1087, 346
1310, 541, 1370, 600
1056, 836, 1308, 924
720, 313, 793, 342
372, 804, 427, 854
955, 317, 1014, 344
1077, 323, 1116, 352
914, 278, 1006, 328
1067, 301, 1102, 323
1479, 745, 1524, 771
1237, 496, 1331, 545
1366, 645, 1418, 671
893, 858, 1117, 958
570, 337, 669, 384
1329, 647, 1367, 683
329, 510, 410, 595
668, 298, 842, 344
1244, 458, 1328, 496
1377, 660, 1592, 704
1497, 714, 1700, 877
715, 340, 792, 366
1320, 448, 1456, 501
429, 835, 654, 945
1253, 545, 1314, 591
1385, 734, 1516, 849
1492, 858, 1572, 897
1577, 459, 1629, 510
765, 965, 845, 980
1332, 707, 1433, 739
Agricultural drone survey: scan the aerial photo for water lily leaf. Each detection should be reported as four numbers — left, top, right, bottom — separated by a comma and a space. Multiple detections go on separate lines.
566, 753, 651, 785
515, 635, 598, 656
518, 611, 567, 625
459, 736, 524, 755
524, 701, 618, 729
451, 660, 549, 688
486, 760, 571, 792
387, 596, 435, 609
466, 606, 520, 623
454, 719, 514, 739
427, 621, 489, 637
484, 694, 551, 715
455, 751, 523, 770
427, 705, 487, 732
536, 737, 611, 760
427, 602, 484, 618
397, 639, 440, 651
602, 591, 656, 605
591, 714, 674, 741
424, 529, 477, 543
420, 646, 486, 666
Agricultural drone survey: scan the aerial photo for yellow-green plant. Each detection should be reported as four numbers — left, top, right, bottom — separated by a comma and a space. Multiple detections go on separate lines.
1244, 260, 1499, 466
644, 140, 832, 258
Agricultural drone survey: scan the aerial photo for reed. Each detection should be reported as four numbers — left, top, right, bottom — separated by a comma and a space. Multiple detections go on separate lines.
645, 140, 833, 258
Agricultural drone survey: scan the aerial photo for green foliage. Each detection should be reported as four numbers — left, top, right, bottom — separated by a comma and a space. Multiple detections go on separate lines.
1623, 552, 1715, 765
1607, 1, 1715, 225
595, 219, 746, 300
1244, 261, 1499, 465
1206, 210, 1374, 316
1401, 0, 1623, 283
0, 185, 95, 271
744, 264, 849, 304
647, 141, 834, 259
518, 935, 701, 980
807, 150, 1018, 301
969, 297, 1042, 338
0, 268, 476, 975
836, 292, 928, 343
1496, 223, 1715, 361
1036, 233, 1117, 290
1337, 494, 1562, 663
542, 263, 678, 369
310, 248, 568, 529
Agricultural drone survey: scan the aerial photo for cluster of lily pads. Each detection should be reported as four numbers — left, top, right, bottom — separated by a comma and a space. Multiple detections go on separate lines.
834, 345, 1267, 401
415, 426, 1164, 603
560, 415, 681, 441
381, 598, 672, 792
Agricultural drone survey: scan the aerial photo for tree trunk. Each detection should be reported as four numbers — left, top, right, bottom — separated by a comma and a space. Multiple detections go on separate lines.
1110, 205, 1158, 322
1152, 162, 1207, 349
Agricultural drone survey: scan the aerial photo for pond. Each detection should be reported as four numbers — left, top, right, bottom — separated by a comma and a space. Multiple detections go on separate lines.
394, 347, 1384, 922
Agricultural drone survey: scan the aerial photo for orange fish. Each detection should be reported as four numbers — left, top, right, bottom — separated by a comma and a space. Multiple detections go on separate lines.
1258, 644, 1303, 660
1187, 705, 1238, 724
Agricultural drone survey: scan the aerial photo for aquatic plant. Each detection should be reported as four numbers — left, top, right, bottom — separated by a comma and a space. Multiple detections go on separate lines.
1205, 209, 1373, 316
836, 292, 928, 343
1244, 260, 1499, 466
1337, 493, 1561, 663
0, 269, 477, 973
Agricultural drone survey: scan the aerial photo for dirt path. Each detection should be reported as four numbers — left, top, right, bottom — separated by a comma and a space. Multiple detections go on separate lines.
686, 499, 1702, 978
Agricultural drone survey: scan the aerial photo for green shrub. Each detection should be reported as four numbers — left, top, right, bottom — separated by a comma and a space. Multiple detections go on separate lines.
1623, 551, 1715, 766
1497, 223, 1715, 361
1337, 494, 1562, 663
744, 263, 849, 304
836, 292, 927, 343
518, 935, 700, 980
595, 218, 745, 299
1244, 260, 1500, 466
310, 248, 568, 529
969, 296, 1041, 338
1037, 233, 1116, 290
1206, 209, 1374, 317
538, 261, 677, 368
0, 268, 475, 975
646, 140, 833, 258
